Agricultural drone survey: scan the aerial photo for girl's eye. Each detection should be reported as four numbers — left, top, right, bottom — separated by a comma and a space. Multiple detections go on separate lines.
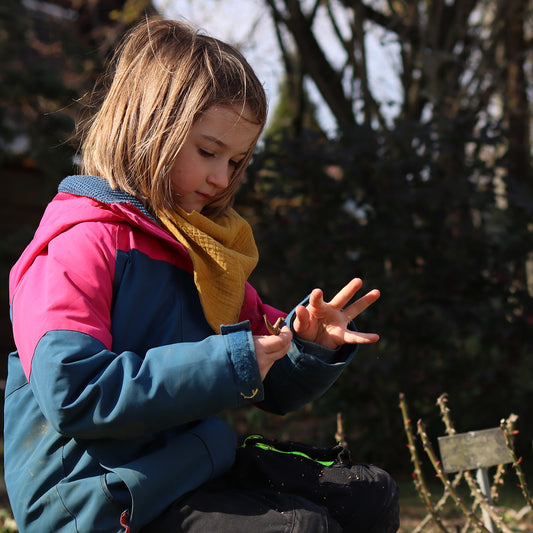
199, 148, 240, 168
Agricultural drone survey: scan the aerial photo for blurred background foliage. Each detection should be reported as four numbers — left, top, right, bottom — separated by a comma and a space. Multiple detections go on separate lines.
1, 0, 532, 477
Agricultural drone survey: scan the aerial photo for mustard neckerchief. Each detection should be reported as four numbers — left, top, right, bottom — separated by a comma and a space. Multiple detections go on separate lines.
158, 207, 259, 333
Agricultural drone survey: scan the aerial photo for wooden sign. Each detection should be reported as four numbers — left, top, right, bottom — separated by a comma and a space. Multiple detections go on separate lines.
438, 428, 513, 474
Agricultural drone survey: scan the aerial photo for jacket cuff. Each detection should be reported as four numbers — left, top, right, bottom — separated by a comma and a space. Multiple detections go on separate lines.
221, 321, 264, 402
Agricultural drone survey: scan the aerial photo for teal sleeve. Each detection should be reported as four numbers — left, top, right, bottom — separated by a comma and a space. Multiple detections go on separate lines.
30, 322, 263, 439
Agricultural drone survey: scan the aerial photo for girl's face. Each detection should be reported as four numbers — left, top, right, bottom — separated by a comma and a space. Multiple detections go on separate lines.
169, 105, 261, 214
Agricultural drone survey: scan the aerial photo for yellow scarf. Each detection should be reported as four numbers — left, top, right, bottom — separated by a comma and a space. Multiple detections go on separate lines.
159, 207, 259, 333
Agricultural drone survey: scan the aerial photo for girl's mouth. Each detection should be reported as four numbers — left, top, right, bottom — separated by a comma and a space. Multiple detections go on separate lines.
197, 192, 212, 201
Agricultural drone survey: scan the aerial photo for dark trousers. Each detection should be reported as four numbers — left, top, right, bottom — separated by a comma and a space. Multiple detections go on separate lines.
140, 463, 399, 533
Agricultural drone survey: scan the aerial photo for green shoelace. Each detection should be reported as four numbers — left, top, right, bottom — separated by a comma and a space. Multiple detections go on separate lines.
242, 435, 336, 467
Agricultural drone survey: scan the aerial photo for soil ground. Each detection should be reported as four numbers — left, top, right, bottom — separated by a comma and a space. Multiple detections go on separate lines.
397, 477, 533, 532
0, 476, 532, 532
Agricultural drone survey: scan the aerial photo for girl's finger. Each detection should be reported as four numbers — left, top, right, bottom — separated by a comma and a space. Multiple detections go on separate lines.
328, 278, 363, 309
259, 327, 293, 353
308, 288, 325, 309
344, 330, 380, 344
343, 289, 381, 320
293, 305, 310, 333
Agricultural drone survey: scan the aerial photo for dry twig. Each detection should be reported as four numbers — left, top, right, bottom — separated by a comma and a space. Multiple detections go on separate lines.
399, 393, 450, 532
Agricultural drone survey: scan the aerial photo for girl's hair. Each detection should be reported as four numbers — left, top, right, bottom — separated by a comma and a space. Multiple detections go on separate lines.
80, 18, 267, 218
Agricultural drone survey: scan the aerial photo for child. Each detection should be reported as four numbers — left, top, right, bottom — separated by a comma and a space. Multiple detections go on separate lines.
5, 18, 399, 533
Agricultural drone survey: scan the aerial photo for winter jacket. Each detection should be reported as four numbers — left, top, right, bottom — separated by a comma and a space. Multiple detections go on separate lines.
5, 175, 358, 533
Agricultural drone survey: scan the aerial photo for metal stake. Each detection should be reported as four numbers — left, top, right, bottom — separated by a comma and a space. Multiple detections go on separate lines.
476, 467, 496, 533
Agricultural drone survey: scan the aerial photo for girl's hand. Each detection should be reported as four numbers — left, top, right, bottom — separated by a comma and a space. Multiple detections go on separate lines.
293, 278, 380, 350
253, 327, 293, 380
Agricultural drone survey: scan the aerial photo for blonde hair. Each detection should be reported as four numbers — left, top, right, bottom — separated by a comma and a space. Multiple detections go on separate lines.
80, 18, 267, 218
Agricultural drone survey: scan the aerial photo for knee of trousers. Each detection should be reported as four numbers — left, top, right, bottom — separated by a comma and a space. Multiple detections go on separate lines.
349, 464, 400, 533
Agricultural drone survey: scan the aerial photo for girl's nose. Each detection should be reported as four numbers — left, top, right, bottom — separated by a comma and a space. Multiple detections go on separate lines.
207, 164, 231, 190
